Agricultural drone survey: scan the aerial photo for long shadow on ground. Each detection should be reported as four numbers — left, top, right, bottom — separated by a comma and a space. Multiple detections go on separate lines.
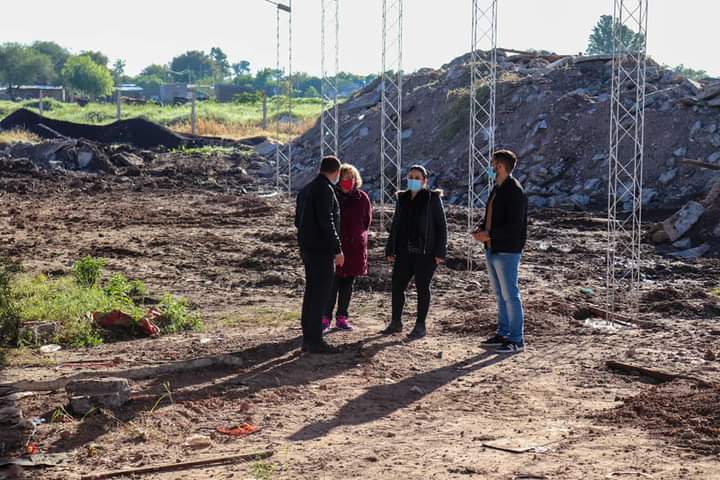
289, 351, 506, 441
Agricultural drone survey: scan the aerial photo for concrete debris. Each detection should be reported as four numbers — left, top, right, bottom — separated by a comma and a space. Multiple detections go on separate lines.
289, 50, 720, 215
65, 378, 131, 414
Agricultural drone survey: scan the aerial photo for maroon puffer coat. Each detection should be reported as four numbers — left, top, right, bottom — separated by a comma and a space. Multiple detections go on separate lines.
336, 188, 372, 277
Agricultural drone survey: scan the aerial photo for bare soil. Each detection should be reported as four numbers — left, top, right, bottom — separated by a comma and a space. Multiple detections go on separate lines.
1, 178, 719, 479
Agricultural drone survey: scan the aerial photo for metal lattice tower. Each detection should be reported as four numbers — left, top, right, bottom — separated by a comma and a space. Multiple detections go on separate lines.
467, 0, 497, 268
273, 0, 293, 193
380, 0, 403, 231
321, 0, 340, 159
607, 0, 649, 319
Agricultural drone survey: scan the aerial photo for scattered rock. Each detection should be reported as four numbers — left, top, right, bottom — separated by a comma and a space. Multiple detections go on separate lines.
669, 243, 711, 259
65, 377, 131, 414
662, 201, 705, 242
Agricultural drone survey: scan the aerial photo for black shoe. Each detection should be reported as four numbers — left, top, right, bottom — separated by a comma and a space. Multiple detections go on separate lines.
480, 334, 506, 348
495, 340, 524, 354
307, 340, 340, 354
406, 324, 426, 340
380, 322, 403, 335
301, 342, 310, 353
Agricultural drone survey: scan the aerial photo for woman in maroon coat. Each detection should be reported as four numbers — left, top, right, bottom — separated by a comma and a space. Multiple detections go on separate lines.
323, 163, 372, 331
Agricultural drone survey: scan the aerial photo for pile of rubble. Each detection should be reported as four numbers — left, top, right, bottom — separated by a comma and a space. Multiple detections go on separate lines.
0, 138, 150, 176
286, 49, 719, 214
649, 178, 720, 258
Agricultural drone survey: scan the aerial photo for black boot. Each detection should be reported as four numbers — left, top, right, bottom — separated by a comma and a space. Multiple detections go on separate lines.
406, 323, 426, 340
307, 339, 340, 354
380, 322, 403, 335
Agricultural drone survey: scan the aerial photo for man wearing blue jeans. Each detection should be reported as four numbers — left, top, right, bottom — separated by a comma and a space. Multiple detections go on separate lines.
473, 150, 528, 353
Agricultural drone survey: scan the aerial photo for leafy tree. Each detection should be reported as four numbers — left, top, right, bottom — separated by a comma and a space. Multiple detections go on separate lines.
170, 50, 215, 83
112, 59, 126, 83
232, 60, 251, 76
32, 41, 70, 79
0, 43, 54, 93
586, 15, 645, 55
61, 55, 113, 98
210, 47, 230, 79
140, 64, 171, 81
673, 64, 708, 81
254, 68, 281, 95
81, 50, 110, 67
304, 85, 320, 98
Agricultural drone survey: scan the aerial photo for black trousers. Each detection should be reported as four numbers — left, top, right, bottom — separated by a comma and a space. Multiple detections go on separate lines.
300, 250, 335, 345
324, 276, 356, 318
391, 252, 438, 326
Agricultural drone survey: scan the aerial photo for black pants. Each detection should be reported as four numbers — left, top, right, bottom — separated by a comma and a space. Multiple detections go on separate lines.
324, 276, 356, 318
391, 252, 438, 326
300, 250, 335, 345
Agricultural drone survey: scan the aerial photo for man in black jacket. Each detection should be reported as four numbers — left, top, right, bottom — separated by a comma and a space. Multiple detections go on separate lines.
295, 156, 345, 354
473, 150, 528, 354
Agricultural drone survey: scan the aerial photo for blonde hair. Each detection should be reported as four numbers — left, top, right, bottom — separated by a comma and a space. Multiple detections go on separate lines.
340, 163, 363, 189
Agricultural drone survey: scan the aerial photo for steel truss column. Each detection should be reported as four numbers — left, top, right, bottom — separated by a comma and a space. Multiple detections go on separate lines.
380, 0, 403, 231
467, 0, 497, 269
607, 0, 649, 319
275, 1, 293, 193
321, 0, 340, 159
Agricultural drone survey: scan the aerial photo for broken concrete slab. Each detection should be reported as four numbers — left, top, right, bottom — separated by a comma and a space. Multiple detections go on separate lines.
669, 243, 711, 259
662, 201, 705, 242
65, 377, 130, 413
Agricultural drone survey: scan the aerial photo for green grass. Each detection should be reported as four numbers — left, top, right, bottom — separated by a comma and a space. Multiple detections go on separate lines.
2, 256, 203, 348
251, 459, 278, 480
0, 98, 323, 139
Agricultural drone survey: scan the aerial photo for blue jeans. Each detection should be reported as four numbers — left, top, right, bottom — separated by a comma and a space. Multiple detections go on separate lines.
485, 249, 524, 344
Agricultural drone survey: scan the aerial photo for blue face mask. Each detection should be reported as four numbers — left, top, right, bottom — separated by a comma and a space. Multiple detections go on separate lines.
407, 179, 423, 192
487, 166, 497, 181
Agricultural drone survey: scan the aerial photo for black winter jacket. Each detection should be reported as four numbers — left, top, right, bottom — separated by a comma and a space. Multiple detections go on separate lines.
385, 189, 448, 259
479, 176, 528, 254
295, 174, 342, 254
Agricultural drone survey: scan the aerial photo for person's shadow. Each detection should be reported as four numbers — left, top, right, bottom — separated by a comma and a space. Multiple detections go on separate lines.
289, 351, 506, 441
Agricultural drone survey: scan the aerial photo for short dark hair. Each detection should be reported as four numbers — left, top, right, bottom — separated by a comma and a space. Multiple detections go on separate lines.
493, 149, 518, 173
320, 155, 341, 173
408, 164, 428, 179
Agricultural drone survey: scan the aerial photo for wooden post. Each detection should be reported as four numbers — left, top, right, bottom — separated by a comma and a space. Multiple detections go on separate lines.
116, 89, 121, 121
262, 94, 268, 129
191, 88, 197, 135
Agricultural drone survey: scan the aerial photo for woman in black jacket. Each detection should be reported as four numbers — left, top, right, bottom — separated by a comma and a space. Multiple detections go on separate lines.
383, 165, 448, 339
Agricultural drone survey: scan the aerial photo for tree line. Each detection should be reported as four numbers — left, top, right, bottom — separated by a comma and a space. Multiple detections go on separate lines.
0, 42, 375, 100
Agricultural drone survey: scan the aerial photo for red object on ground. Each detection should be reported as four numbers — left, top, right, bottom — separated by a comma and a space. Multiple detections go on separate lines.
93, 310, 159, 337
93, 310, 133, 328
25, 442, 38, 455
217, 423, 259, 437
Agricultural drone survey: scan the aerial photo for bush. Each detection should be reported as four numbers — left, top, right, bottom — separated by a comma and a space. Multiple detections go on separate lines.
233, 92, 261, 104
71, 256, 105, 288
159, 294, 202, 334
0, 258, 22, 346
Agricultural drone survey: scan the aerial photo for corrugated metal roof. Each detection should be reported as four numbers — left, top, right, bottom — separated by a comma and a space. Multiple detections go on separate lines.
17, 85, 64, 90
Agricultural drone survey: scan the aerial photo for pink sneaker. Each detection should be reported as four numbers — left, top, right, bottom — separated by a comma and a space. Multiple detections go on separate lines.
335, 315, 353, 331
321, 316, 331, 332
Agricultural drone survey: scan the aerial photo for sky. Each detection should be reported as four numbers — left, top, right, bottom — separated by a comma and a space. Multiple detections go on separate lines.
1, 0, 716, 77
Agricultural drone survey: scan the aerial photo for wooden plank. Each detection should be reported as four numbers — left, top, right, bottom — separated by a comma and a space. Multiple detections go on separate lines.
606, 361, 713, 387
80, 450, 273, 480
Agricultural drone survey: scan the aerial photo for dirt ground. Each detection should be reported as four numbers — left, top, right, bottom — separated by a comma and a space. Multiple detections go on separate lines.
1, 180, 719, 479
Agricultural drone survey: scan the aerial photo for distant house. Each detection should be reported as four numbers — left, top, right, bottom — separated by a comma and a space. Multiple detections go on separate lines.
159, 83, 188, 104
215, 84, 254, 103
116, 84, 144, 100
5, 85, 66, 101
